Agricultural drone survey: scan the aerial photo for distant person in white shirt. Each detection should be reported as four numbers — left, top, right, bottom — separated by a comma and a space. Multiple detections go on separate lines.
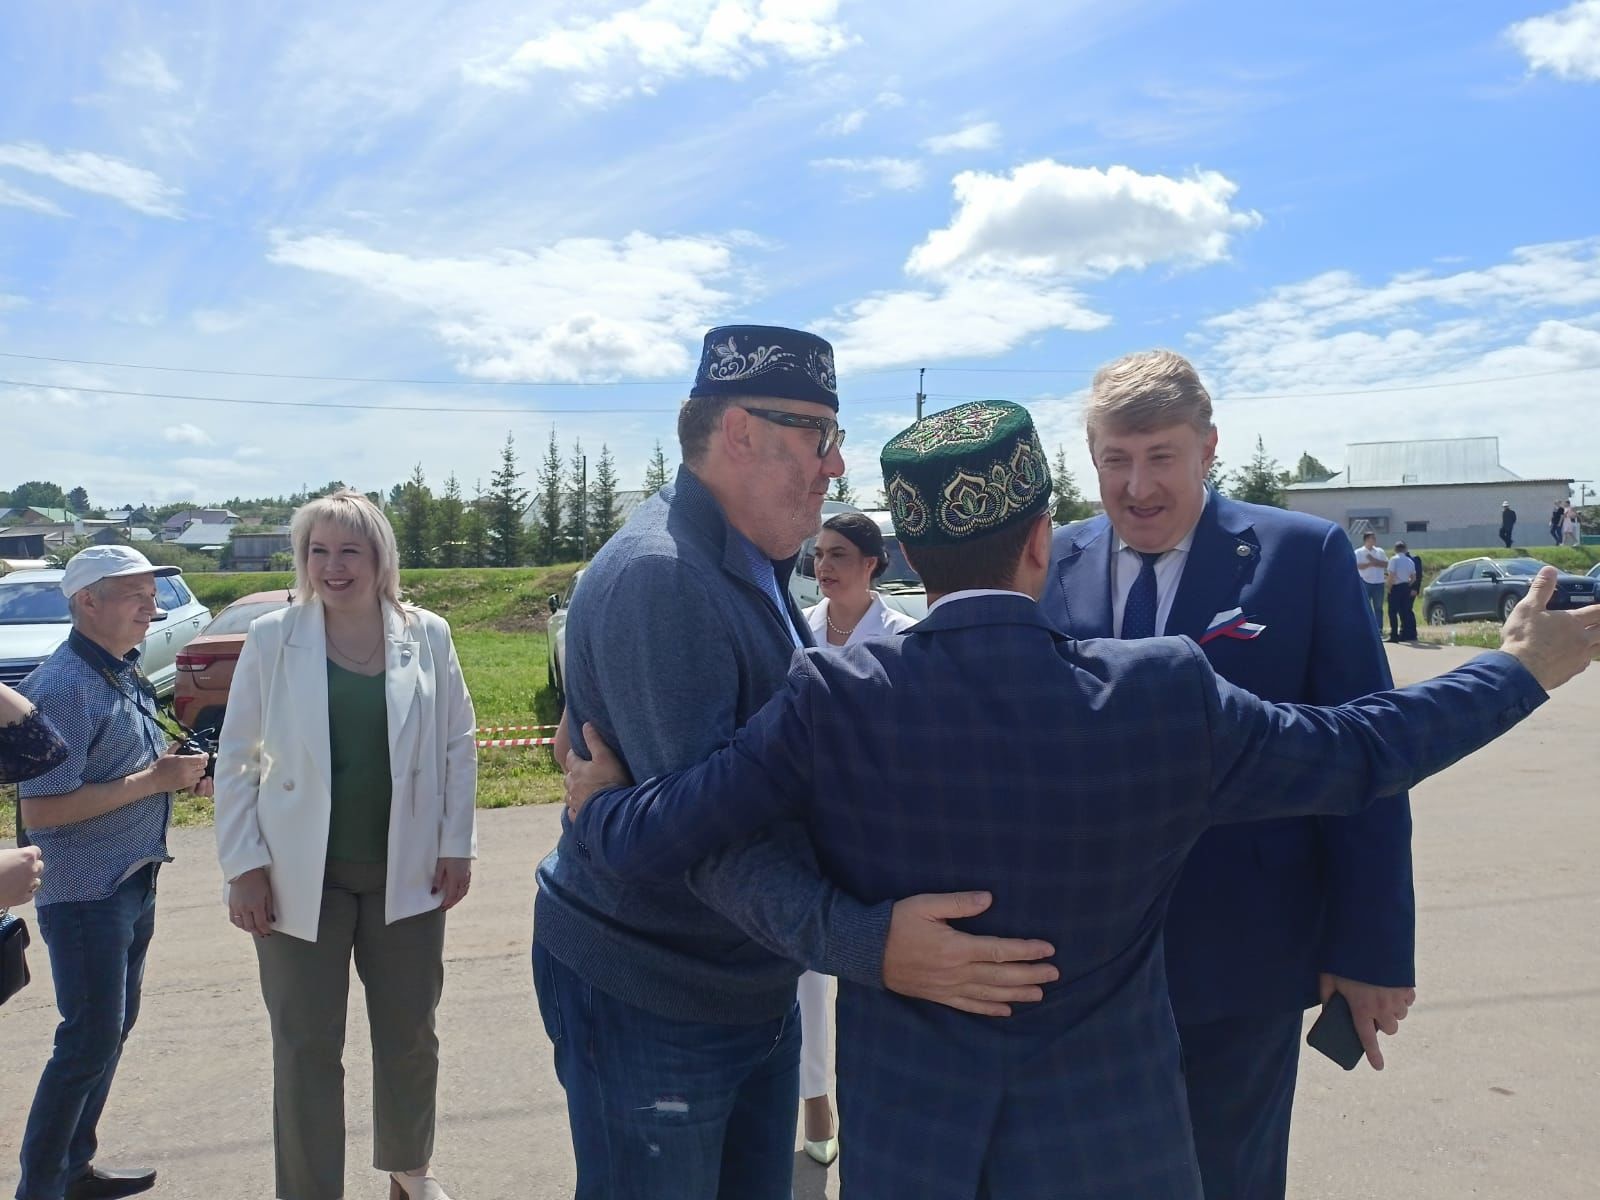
796, 510, 918, 1168
1355, 531, 1388, 632
1386, 541, 1419, 643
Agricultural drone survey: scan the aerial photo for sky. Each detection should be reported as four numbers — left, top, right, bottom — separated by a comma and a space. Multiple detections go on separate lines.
1, 0, 1598, 509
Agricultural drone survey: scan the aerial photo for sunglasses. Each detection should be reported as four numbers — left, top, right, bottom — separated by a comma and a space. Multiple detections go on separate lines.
740, 407, 846, 458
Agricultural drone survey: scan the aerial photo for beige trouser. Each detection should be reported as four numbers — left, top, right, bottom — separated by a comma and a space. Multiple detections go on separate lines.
254, 859, 446, 1200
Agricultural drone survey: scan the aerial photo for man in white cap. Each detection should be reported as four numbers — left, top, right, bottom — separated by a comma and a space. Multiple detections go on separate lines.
15, 545, 212, 1200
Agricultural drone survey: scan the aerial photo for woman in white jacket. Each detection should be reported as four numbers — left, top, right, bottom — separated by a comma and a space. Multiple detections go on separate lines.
798, 512, 918, 1167
215, 489, 477, 1200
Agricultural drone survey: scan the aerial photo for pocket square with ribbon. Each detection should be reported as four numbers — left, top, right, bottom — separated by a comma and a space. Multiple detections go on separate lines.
1199, 607, 1265, 645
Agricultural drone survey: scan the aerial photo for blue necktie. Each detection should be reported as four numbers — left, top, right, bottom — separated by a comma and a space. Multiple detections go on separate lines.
1121, 550, 1163, 639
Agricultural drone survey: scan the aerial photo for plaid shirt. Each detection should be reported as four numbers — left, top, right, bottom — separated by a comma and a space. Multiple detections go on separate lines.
19, 631, 172, 906
575, 594, 1545, 1198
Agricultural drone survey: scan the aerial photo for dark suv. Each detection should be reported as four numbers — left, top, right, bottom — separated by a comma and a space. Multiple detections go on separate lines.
1422, 556, 1598, 624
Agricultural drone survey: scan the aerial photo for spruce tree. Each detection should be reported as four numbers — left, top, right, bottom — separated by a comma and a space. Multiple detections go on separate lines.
565, 439, 588, 560
537, 429, 565, 564
487, 433, 528, 567
1050, 447, 1096, 524
396, 463, 434, 568
462, 481, 489, 567
642, 440, 671, 497
1228, 437, 1288, 508
590, 444, 620, 550
433, 473, 464, 568
829, 476, 855, 504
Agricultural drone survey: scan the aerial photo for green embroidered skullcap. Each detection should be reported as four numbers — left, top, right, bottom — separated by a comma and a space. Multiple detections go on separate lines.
880, 400, 1052, 548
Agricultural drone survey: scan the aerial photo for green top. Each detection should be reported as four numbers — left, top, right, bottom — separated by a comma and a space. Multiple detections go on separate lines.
325, 660, 392, 864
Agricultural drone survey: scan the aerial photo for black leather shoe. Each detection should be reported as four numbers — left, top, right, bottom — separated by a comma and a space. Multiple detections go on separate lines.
64, 1166, 157, 1200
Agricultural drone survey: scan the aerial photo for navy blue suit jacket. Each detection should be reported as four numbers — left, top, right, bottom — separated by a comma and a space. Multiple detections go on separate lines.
573, 596, 1541, 1198
1043, 492, 1417, 1023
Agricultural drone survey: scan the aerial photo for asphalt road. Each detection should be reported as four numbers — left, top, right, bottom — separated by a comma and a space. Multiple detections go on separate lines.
1, 643, 1594, 1198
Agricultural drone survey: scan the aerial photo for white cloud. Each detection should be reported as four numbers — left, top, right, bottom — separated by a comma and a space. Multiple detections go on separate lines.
922, 121, 1000, 154
0, 180, 66, 217
192, 309, 249, 335
163, 423, 214, 447
810, 156, 925, 193
1508, 1, 1600, 81
1191, 239, 1600, 481
822, 159, 1260, 370
825, 274, 1108, 371
108, 47, 181, 94
467, 0, 853, 100
268, 229, 740, 381
908, 161, 1261, 279
822, 107, 868, 135
0, 143, 182, 218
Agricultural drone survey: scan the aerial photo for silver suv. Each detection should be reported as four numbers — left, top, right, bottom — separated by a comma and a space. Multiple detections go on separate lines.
0, 568, 212, 697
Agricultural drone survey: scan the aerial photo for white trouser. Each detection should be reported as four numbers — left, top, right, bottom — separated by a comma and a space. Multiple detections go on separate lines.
797, 969, 832, 1100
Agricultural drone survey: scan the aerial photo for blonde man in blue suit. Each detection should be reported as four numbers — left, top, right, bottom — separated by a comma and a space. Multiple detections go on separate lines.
1043, 350, 1417, 1198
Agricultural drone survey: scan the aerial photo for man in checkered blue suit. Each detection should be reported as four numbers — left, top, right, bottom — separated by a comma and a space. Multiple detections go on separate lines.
564, 400, 1596, 1199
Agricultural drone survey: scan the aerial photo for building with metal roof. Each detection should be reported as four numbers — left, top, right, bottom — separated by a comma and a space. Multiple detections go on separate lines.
1285, 437, 1573, 549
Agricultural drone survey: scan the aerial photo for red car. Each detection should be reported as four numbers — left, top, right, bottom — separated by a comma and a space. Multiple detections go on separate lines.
172, 590, 293, 732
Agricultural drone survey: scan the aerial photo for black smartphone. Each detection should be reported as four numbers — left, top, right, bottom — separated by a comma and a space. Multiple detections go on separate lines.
1306, 991, 1366, 1070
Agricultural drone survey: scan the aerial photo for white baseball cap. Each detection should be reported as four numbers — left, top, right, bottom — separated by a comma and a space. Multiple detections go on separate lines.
60, 545, 181, 599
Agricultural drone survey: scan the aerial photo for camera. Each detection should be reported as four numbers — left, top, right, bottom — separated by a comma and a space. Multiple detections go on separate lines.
177, 731, 217, 779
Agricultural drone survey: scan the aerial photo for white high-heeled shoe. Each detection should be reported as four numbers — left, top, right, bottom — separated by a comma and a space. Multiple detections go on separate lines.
390, 1169, 451, 1200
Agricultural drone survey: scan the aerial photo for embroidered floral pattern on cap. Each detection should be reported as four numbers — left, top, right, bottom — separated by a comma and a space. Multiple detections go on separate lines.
933, 430, 1050, 538
890, 403, 1011, 455
887, 473, 930, 537
702, 335, 795, 384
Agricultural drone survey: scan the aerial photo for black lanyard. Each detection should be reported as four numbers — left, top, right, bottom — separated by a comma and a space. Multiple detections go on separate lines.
66, 634, 185, 741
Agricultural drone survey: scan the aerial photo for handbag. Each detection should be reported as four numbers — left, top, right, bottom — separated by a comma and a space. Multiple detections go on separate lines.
0, 908, 31, 1004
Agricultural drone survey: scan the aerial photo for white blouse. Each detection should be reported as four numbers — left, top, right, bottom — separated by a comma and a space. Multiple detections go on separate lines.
804, 593, 919, 647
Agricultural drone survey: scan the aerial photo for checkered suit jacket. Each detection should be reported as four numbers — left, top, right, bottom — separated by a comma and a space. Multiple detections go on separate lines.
574, 594, 1543, 1199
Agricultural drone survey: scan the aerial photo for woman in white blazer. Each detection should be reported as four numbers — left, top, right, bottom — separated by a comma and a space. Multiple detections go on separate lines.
797, 512, 918, 1167
215, 490, 477, 1200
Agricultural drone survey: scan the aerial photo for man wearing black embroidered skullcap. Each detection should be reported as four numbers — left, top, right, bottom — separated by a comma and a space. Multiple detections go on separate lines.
532, 327, 1058, 1198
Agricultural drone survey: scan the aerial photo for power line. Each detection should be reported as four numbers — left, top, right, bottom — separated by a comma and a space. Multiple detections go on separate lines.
922, 364, 1600, 405
0, 376, 914, 414
0, 377, 678, 414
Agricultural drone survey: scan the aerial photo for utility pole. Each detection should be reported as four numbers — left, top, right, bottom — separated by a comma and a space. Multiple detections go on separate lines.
916, 367, 926, 422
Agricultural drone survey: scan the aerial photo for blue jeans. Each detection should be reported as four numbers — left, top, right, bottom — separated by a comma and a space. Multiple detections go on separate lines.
533, 942, 800, 1200
1364, 580, 1386, 631
18, 865, 158, 1200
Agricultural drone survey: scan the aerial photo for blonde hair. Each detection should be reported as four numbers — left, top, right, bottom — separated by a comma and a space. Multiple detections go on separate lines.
1085, 349, 1214, 448
289, 488, 402, 609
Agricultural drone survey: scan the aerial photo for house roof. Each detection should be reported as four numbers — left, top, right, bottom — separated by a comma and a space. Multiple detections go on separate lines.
1, 506, 73, 524
168, 524, 229, 548
163, 507, 240, 528
1287, 436, 1573, 491
520, 489, 649, 530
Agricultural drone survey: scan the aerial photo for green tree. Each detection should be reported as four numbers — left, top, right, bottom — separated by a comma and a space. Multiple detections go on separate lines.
536, 429, 565, 564
1051, 447, 1096, 524
487, 433, 527, 567
829, 476, 855, 504
1205, 458, 1228, 491
433, 473, 465, 568
394, 463, 434, 568
461, 483, 489, 568
1228, 437, 1288, 508
10, 481, 67, 510
589, 444, 620, 550
67, 486, 91, 514
565, 439, 588, 560
1291, 452, 1336, 484
642, 440, 671, 497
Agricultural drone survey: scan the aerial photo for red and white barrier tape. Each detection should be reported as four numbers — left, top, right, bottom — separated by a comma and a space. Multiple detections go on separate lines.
476, 735, 557, 749
475, 724, 560, 734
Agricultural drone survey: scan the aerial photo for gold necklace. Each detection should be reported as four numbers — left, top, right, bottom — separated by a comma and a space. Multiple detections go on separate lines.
325, 623, 383, 667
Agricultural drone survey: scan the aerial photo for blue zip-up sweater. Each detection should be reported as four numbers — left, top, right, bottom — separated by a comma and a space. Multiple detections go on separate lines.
533, 466, 891, 1024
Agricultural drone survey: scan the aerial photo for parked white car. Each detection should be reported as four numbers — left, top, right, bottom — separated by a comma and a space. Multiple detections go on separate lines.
545, 568, 585, 702
789, 508, 927, 621
0, 568, 212, 697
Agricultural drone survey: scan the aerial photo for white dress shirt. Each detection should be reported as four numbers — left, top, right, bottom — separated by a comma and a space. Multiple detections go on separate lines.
805, 593, 919, 646
925, 588, 1033, 615
1112, 529, 1197, 638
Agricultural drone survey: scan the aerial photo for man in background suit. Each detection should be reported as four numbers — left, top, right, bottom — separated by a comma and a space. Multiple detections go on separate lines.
1042, 350, 1417, 1199
562, 399, 1597, 1199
